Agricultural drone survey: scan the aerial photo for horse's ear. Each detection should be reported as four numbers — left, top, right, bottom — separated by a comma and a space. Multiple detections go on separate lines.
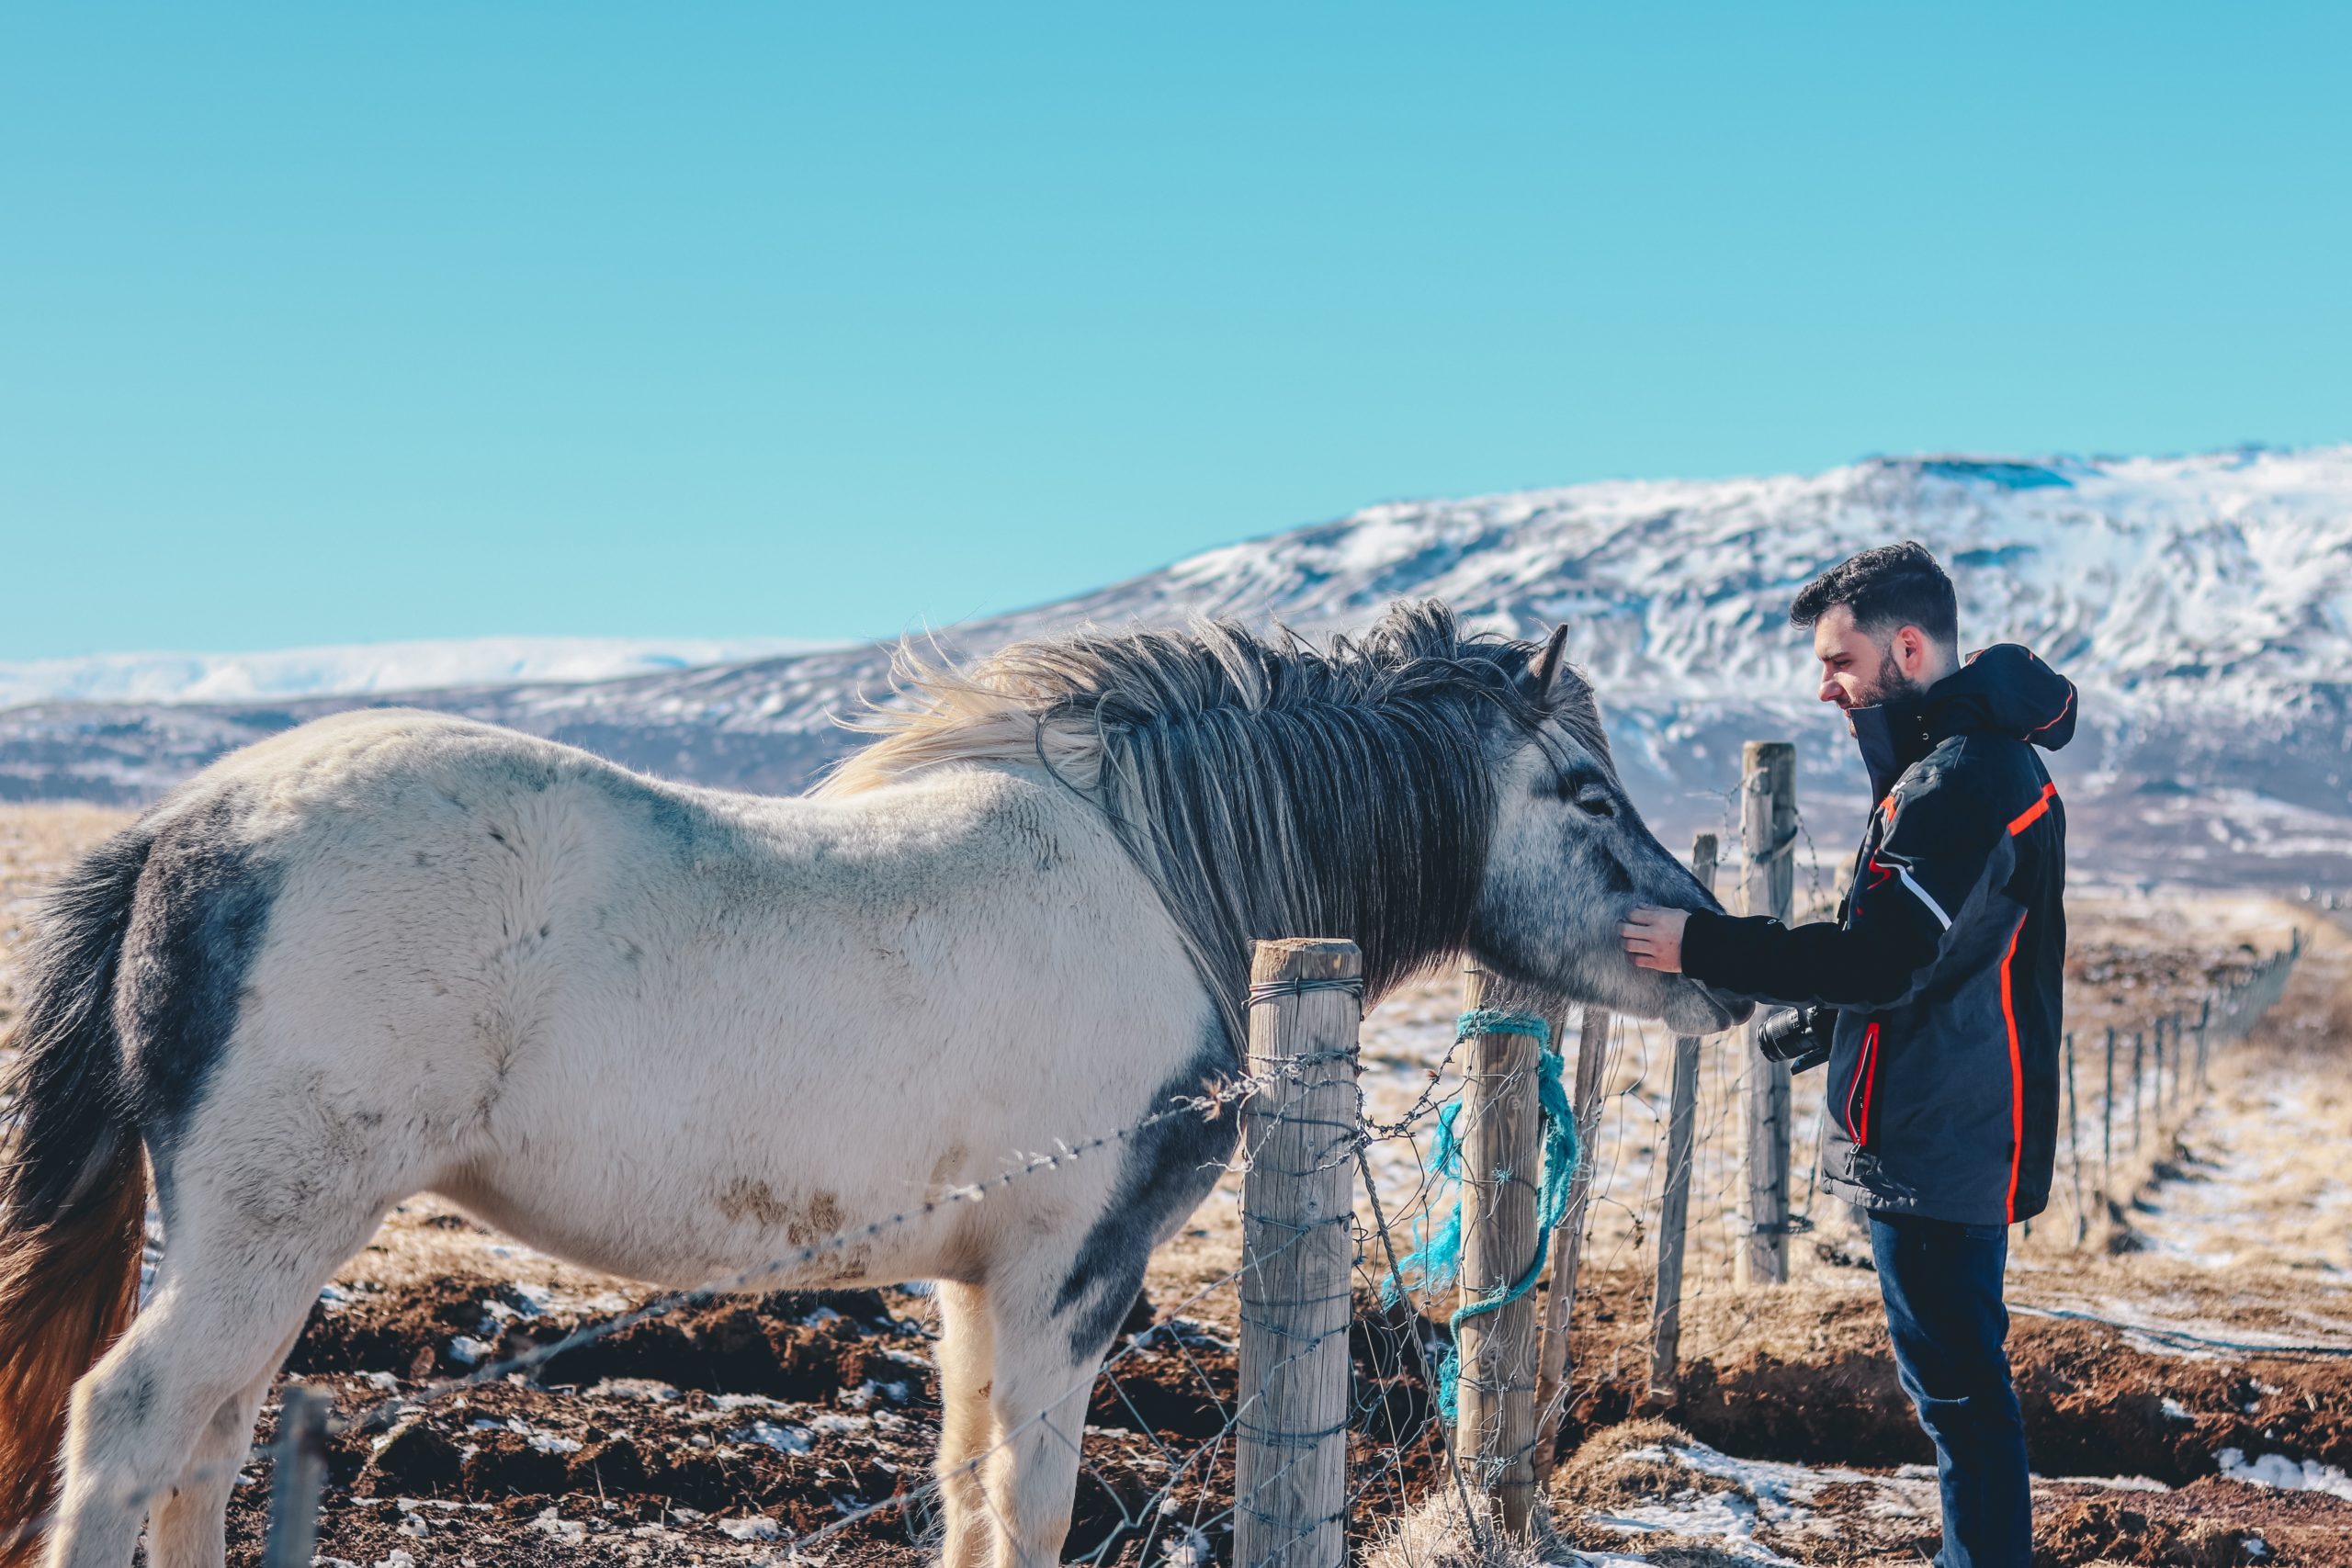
1524, 623, 1571, 707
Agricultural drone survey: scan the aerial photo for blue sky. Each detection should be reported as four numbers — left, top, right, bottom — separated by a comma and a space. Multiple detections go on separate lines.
3, 4, 2346, 660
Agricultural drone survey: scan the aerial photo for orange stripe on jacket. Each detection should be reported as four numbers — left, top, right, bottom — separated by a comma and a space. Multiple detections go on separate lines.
2029, 686, 2075, 736
2007, 782, 2057, 836
1999, 914, 2028, 1223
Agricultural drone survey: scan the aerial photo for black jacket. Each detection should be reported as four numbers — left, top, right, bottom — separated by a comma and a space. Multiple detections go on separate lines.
1680, 645, 2076, 1225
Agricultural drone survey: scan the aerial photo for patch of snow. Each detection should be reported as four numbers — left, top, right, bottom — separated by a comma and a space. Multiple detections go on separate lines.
715, 1516, 782, 1541
1580, 1437, 1945, 1563
583, 1377, 679, 1402
735, 1420, 814, 1455
2216, 1448, 2352, 1501
469, 1415, 581, 1455
2163, 1396, 2194, 1422
529, 1508, 585, 1545
841, 1379, 910, 1409
1160, 1524, 1214, 1568
446, 1336, 494, 1366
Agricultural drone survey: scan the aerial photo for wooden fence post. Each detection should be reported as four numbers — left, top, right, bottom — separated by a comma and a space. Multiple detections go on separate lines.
2132, 1030, 2145, 1151
1454, 966, 1544, 1536
1645, 834, 1719, 1405
2064, 1031, 2086, 1244
2195, 998, 2211, 1089
2102, 1027, 2116, 1179
1739, 741, 1796, 1285
1237, 939, 1361, 1568
1532, 1000, 1611, 1480
260, 1386, 332, 1568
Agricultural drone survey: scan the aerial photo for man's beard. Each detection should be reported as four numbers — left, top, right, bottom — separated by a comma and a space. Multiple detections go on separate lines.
1849, 645, 1927, 709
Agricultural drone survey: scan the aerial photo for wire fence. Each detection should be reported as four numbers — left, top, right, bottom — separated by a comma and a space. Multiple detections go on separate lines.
0, 764, 2321, 1568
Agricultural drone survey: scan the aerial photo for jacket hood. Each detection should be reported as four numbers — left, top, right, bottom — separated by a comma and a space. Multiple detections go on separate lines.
1927, 644, 2077, 750
1847, 643, 2077, 800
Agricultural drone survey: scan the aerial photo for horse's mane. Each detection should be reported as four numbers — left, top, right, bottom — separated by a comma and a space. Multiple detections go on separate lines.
816, 600, 1611, 1027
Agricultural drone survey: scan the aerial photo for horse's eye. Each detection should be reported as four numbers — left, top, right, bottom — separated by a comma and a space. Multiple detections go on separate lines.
1558, 778, 1615, 818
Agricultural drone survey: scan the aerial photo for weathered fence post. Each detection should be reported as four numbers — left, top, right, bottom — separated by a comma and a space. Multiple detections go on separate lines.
2195, 997, 2211, 1089
1532, 999, 1610, 1479
260, 1385, 332, 1568
1740, 741, 1797, 1285
2102, 1026, 2116, 1179
2154, 1016, 2166, 1121
1237, 938, 1361, 1568
2064, 1031, 2086, 1244
1455, 966, 1544, 1536
2132, 1030, 2145, 1151
1646, 833, 1719, 1405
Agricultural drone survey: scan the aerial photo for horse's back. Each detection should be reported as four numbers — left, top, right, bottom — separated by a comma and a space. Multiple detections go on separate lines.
120, 710, 729, 1196
130, 710, 1217, 1290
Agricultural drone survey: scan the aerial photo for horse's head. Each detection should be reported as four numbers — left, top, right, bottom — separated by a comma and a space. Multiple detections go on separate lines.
1470, 624, 1752, 1037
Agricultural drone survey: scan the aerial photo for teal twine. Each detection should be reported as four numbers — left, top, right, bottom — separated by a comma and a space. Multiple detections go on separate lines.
1382, 1009, 1580, 1421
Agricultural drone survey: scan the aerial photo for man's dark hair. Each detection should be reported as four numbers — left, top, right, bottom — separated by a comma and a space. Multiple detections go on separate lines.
1790, 541, 1959, 649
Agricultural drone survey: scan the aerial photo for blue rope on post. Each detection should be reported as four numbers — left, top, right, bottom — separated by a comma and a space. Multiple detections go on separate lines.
1383, 1009, 1580, 1420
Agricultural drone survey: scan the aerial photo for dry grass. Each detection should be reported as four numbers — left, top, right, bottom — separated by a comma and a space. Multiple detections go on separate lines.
1547, 1418, 1734, 1517
0, 804, 131, 1032
1363, 1491, 1577, 1568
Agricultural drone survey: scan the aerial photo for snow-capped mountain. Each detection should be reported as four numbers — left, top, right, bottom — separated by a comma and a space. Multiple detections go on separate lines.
0, 635, 835, 708
4, 446, 2346, 890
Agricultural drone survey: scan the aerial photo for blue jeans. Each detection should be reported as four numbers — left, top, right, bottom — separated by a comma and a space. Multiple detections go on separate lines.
1870, 1211, 2033, 1568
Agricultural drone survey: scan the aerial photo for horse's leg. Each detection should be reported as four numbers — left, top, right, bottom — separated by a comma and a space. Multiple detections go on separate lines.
979, 1259, 1144, 1568
44, 1207, 379, 1568
145, 1324, 302, 1568
934, 1282, 1000, 1568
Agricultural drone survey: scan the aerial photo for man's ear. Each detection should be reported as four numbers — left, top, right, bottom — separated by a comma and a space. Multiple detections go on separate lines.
1894, 625, 1932, 677
1525, 624, 1571, 706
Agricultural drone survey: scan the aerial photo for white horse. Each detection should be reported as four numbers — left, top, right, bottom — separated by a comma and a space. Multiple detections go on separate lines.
0, 601, 1741, 1568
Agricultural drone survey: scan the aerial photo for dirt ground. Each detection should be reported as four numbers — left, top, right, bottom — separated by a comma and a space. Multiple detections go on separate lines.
4, 804, 2349, 1566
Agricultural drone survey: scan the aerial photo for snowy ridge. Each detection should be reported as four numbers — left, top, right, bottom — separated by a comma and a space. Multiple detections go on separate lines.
0, 635, 837, 708
4, 446, 2346, 888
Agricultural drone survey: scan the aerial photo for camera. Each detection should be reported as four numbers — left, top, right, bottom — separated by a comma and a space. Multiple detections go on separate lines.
1757, 1006, 1834, 1074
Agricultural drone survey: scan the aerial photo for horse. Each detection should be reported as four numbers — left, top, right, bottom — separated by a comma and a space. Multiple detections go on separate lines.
0, 600, 1744, 1568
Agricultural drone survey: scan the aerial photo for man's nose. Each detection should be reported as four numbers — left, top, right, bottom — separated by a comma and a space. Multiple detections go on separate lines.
1817, 676, 1841, 703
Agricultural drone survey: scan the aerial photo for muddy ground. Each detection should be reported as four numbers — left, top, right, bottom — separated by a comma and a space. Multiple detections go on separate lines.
4, 804, 2350, 1565
225, 1223, 2352, 1566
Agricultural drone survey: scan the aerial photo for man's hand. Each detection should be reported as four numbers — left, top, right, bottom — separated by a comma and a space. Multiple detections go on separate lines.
1623, 906, 1690, 973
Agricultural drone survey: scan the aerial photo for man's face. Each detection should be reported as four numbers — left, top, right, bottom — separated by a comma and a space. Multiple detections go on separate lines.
1812, 603, 1928, 710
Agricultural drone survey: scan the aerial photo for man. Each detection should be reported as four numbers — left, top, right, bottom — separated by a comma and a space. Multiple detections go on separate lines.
1621, 541, 2075, 1568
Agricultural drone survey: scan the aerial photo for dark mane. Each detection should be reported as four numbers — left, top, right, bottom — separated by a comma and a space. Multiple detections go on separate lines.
820, 601, 1610, 1032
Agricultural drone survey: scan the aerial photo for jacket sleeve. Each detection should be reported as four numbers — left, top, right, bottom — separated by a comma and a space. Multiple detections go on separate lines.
1679, 756, 2007, 1010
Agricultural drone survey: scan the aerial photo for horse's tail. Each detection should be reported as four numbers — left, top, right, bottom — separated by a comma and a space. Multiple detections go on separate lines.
0, 825, 154, 1565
